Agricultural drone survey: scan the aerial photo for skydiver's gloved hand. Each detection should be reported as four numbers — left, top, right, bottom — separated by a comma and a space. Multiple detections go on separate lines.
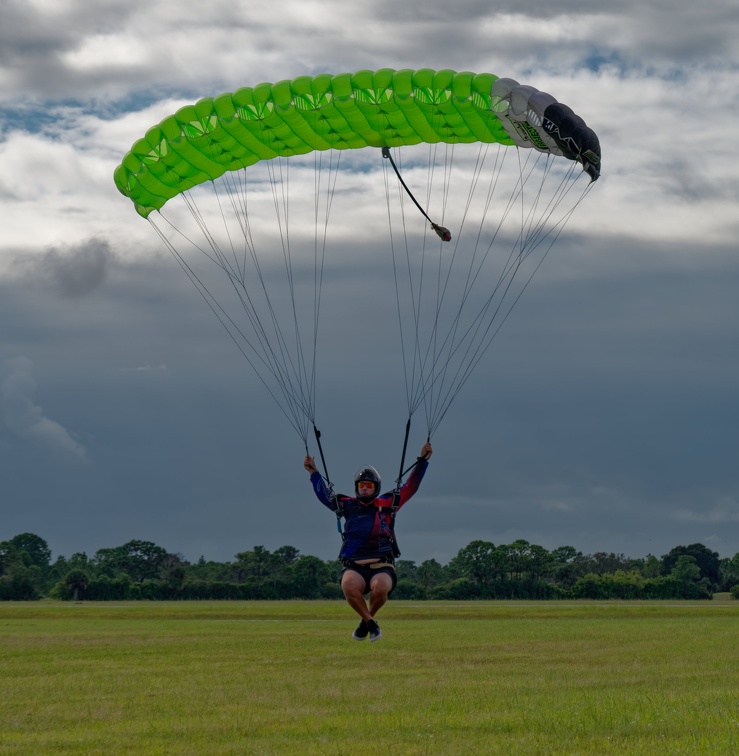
304, 455, 318, 474
420, 442, 433, 460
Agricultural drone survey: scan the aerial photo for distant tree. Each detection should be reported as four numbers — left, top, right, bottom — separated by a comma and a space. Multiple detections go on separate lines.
526, 544, 555, 580
47, 555, 68, 585
85, 574, 132, 601
0, 568, 38, 600
291, 555, 331, 598
661, 544, 720, 586
640, 554, 661, 578
504, 539, 532, 580
159, 554, 188, 592
9, 533, 52, 572
234, 546, 275, 581
0, 543, 39, 600
430, 577, 479, 600
395, 560, 417, 581
0, 541, 21, 576
273, 545, 300, 565
188, 557, 231, 583
580, 552, 638, 575
571, 571, 647, 600
670, 555, 702, 583
449, 540, 502, 588
393, 579, 426, 599
417, 559, 445, 591
719, 554, 739, 592
67, 552, 93, 571
65, 569, 90, 602
550, 546, 586, 588
93, 540, 171, 582
11, 532, 736, 601
551, 546, 580, 563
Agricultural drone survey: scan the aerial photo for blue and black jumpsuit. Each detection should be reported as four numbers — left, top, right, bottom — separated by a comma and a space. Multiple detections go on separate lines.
308, 459, 429, 566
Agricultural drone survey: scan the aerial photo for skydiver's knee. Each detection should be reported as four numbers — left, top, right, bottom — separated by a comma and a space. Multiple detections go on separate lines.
371, 586, 389, 602
370, 574, 392, 598
342, 585, 363, 601
341, 571, 368, 597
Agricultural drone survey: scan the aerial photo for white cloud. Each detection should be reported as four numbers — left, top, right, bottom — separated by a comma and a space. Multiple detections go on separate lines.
674, 497, 739, 525
1, 0, 739, 560
1, 357, 88, 462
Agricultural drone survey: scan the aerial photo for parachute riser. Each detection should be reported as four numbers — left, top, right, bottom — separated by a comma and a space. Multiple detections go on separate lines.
394, 418, 431, 492
395, 418, 412, 491
310, 425, 343, 534
312, 425, 334, 491
382, 147, 452, 242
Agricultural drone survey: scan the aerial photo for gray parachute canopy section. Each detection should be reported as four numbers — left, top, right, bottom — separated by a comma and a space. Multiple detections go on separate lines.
491, 78, 601, 181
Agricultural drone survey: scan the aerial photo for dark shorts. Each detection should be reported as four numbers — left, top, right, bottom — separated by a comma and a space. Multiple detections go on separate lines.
341, 562, 397, 595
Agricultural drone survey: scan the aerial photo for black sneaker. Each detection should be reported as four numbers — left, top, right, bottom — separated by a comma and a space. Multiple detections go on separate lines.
366, 619, 382, 642
352, 620, 369, 641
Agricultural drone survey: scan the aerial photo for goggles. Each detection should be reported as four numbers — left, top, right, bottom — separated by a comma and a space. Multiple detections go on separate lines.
357, 481, 376, 491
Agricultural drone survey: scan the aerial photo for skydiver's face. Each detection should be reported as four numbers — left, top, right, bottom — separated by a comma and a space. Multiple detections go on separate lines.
357, 481, 376, 497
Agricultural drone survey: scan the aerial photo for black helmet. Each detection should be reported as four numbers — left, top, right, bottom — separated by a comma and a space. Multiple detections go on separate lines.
354, 465, 381, 502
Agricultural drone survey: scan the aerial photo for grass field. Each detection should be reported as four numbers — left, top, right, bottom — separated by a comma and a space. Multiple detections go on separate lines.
1, 599, 738, 754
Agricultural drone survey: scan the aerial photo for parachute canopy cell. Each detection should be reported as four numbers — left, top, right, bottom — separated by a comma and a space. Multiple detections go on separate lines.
114, 68, 601, 218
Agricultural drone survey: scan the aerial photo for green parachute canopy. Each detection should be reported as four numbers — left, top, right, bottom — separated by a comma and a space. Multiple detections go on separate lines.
114, 68, 600, 218
113, 68, 601, 446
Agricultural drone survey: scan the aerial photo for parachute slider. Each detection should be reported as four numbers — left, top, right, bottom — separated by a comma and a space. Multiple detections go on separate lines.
382, 147, 452, 242
431, 223, 451, 242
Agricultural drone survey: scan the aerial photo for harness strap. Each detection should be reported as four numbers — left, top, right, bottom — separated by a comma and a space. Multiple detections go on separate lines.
334, 495, 345, 536
376, 491, 402, 557
342, 557, 395, 569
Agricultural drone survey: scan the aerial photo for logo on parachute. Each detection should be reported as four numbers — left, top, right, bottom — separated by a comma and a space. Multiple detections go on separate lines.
509, 119, 548, 151
543, 118, 582, 159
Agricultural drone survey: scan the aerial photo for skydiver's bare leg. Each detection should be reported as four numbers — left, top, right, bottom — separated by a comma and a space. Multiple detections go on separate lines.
368, 572, 393, 618
341, 570, 373, 622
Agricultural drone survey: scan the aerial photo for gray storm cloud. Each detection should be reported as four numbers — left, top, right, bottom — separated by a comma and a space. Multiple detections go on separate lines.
23, 238, 114, 299
1, 357, 88, 462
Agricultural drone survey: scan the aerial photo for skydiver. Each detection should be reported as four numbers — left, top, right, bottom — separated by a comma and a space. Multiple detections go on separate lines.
304, 441, 432, 642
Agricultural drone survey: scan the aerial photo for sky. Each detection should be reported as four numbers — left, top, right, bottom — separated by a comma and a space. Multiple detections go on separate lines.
1, 0, 738, 567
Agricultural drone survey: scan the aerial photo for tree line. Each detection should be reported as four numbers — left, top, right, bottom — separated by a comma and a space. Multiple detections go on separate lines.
2, 532, 739, 602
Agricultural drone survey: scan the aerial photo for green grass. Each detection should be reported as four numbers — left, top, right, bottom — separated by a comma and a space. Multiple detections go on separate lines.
1, 600, 738, 754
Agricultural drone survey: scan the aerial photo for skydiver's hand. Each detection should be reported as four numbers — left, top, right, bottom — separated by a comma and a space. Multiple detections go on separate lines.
420, 442, 433, 460
304, 455, 318, 474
